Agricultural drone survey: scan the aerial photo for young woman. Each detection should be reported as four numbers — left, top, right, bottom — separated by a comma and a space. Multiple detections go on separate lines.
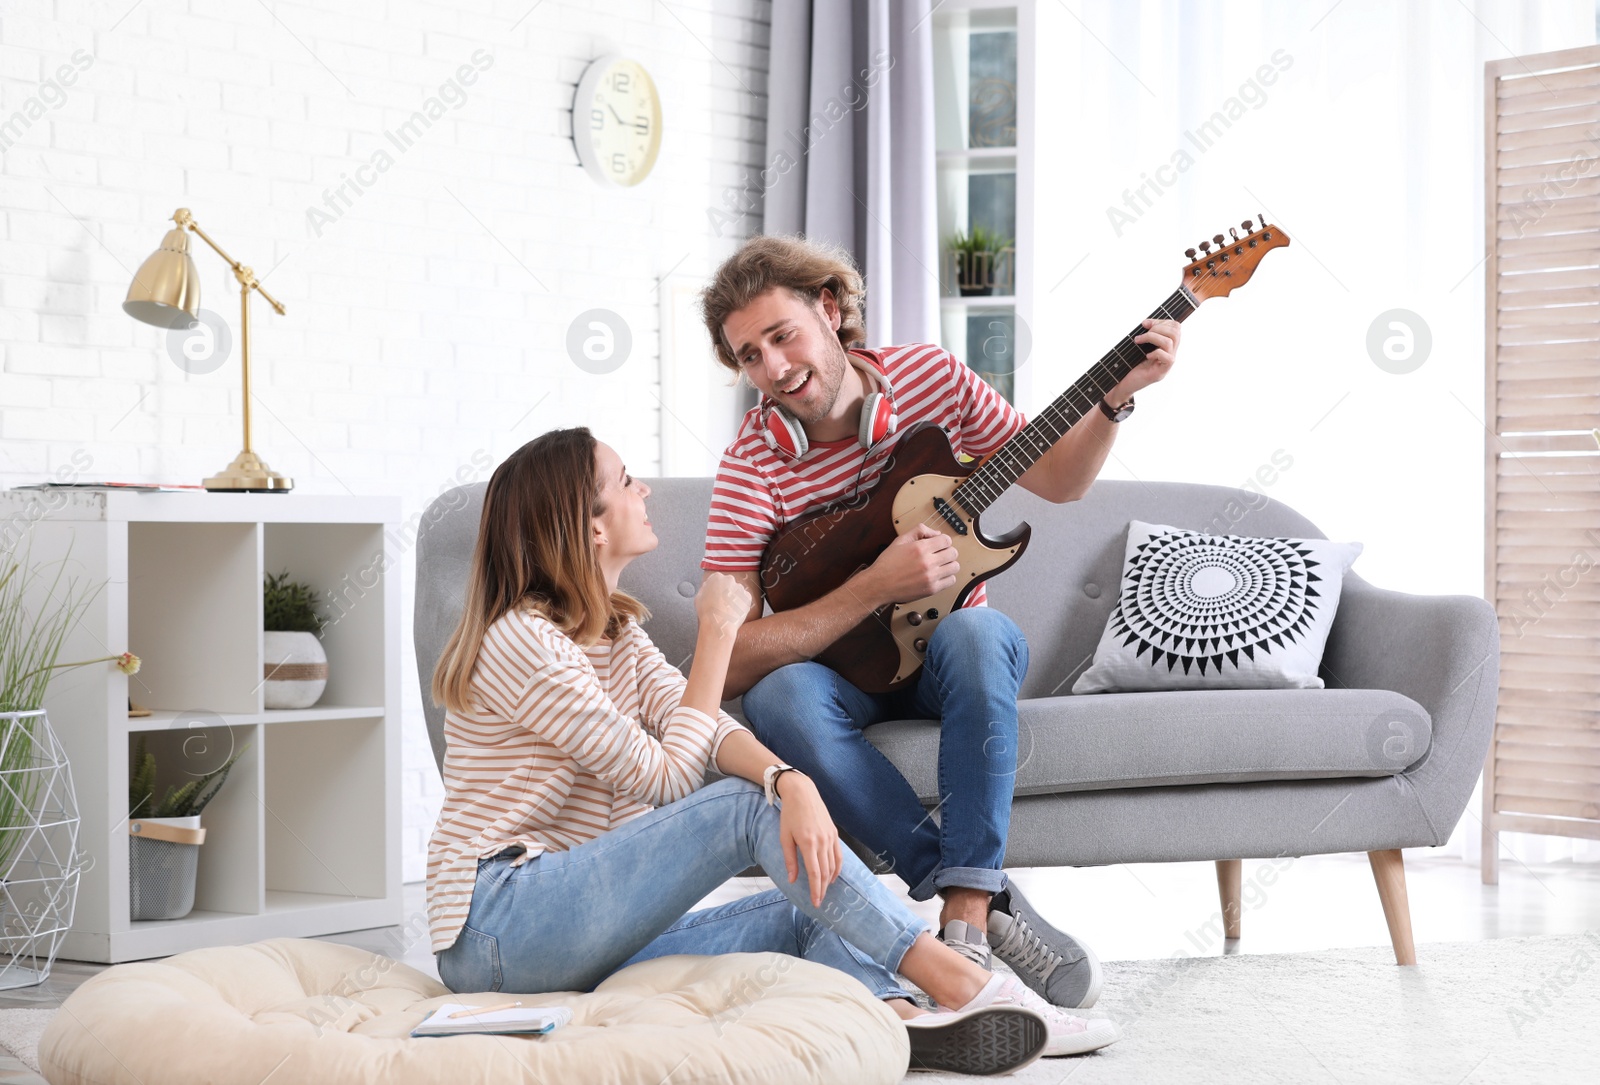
427, 428, 1119, 1074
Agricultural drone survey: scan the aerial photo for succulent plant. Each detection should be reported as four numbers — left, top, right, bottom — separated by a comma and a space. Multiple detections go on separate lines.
264, 570, 325, 634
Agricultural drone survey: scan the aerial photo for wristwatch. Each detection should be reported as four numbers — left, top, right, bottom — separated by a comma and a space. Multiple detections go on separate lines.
762, 763, 800, 806
1099, 394, 1136, 423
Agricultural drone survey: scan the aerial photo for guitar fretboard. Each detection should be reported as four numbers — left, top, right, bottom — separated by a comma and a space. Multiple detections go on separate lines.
952, 286, 1199, 517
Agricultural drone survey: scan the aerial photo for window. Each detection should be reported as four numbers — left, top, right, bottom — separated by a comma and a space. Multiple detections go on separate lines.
932, 2, 1030, 405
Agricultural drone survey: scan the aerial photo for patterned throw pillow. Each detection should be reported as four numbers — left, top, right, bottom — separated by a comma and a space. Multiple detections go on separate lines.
1072, 520, 1363, 693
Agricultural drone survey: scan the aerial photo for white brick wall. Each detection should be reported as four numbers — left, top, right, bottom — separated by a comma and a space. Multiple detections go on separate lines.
1, 0, 770, 883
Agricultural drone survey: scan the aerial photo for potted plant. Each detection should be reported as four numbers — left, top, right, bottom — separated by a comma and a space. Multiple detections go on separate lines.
263, 569, 328, 709
128, 735, 246, 921
1, 534, 138, 988
946, 225, 1015, 296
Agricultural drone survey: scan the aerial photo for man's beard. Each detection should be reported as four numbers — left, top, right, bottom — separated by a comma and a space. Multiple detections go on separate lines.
780, 328, 849, 425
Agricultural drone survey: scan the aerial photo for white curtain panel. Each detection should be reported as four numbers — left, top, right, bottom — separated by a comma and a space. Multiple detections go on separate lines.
763, 0, 939, 347
1032, 0, 1597, 868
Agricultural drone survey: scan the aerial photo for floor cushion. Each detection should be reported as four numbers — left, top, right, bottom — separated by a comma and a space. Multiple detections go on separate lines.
37, 938, 908, 1085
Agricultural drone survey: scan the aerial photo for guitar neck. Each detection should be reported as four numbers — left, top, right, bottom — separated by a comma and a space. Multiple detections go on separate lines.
953, 285, 1199, 517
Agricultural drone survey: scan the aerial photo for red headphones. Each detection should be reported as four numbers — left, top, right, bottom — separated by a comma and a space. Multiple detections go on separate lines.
760, 352, 898, 460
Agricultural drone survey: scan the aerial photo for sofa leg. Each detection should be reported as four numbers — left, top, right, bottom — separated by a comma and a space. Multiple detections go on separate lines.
1367, 849, 1417, 965
1215, 859, 1242, 939
1481, 814, 1500, 886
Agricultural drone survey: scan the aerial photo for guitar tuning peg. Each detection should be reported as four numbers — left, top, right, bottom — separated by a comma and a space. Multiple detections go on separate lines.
1185, 248, 1197, 259
1229, 227, 1240, 241
1258, 211, 1269, 226
1213, 234, 1225, 246
1242, 218, 1253, 232
1198, 241, 1211, 254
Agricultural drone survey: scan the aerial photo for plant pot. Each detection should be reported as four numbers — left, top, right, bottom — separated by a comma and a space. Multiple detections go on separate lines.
0, 708, 81, 989
128, 814, 204, 921
263, 630, 327, 709
956, 249, 1000, 296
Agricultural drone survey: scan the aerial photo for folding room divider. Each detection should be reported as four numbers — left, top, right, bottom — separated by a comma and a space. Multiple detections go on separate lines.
1482, 43, 1600, 882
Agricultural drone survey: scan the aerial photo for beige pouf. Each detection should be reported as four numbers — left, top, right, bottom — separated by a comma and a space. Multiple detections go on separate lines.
38, 938, 908, 1085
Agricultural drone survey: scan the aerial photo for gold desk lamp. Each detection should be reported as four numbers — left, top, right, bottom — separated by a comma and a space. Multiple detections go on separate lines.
122, 208, 293, 492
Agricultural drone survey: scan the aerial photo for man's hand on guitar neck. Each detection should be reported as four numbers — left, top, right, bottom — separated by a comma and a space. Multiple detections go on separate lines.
710, 523, 958, 700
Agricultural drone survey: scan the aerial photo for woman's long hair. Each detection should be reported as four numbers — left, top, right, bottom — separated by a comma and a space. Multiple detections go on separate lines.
431, 427, 647, 714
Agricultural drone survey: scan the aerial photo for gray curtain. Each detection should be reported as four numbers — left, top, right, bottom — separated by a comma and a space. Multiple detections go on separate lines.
763, 0, 939, 348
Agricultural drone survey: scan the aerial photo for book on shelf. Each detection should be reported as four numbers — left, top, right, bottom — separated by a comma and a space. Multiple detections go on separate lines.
11, 481, 206, 492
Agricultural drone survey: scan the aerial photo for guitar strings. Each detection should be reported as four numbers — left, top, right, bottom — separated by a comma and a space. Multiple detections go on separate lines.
855, 242, 1263, 671
793, 247, 1237, 534
952, 291, 1188, 512
762, 237, 1263, 685
952, 243, 1258, 515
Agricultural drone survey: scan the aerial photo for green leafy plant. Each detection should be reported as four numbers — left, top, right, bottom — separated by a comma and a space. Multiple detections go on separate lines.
1, 536, 107, 713
128, 735, 248, 820
2, 533, 136, 876
946, 224, 1014, 259
264, 570, 326, 634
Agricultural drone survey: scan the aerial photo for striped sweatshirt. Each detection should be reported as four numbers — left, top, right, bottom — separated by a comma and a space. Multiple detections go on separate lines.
425, 601, 748, 953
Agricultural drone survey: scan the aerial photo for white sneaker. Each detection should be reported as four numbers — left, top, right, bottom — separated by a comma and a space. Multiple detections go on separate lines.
904, 1004, 1048, 1075
943, 972, 1120, 1057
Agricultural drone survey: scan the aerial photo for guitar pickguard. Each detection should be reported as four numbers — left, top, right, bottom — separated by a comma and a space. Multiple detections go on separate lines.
885, 474, 1022, 686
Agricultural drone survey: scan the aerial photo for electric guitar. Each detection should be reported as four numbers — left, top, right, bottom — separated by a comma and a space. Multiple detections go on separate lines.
759, 216, 1292, 693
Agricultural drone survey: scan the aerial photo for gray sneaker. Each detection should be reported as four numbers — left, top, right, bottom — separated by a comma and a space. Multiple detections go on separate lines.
938, 919, 993, 969
987, 886, 1103, 1009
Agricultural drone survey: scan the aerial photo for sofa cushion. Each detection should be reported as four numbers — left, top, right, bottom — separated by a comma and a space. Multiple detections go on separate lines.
863, 687, 1431, 801
37, 938, 908, 1085
1071, 520, 1364, 693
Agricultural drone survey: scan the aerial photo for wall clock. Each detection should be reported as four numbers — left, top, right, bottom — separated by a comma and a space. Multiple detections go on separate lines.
574, 55, 662, 187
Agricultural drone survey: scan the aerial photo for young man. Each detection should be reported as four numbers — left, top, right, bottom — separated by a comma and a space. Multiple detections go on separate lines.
697, 235, 1180, 1009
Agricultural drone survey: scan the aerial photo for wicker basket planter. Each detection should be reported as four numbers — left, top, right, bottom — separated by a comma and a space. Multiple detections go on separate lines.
0, 708, 81, 990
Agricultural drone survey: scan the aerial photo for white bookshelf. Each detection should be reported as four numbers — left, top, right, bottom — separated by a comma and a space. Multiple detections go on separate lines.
3, 489, 402, 963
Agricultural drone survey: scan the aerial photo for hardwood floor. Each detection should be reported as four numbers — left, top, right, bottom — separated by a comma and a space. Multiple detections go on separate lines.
4, 850, 1597, 1010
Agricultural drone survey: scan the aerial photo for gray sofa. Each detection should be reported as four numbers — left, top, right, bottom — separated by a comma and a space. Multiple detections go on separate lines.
414, 478, 1499, 966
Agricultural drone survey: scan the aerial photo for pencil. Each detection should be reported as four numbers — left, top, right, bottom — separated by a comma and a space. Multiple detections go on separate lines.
447, 1000, 523, 1019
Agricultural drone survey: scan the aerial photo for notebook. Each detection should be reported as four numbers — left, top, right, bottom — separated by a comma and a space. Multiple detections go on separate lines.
410, 1002, 572, 1037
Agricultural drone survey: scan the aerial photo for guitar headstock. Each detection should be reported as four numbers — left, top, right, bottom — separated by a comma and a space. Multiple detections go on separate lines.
1181, 216, 1291, 301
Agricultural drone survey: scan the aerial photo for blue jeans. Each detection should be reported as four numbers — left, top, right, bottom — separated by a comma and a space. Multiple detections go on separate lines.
435, 777, 925, 1002
741, 606, 1028, 902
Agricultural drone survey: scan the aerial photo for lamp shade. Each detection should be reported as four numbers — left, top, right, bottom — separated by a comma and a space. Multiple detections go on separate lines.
122, 227, 201, 329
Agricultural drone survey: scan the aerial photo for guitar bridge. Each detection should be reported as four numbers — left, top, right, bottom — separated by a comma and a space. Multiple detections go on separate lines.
931, 496, 968, 535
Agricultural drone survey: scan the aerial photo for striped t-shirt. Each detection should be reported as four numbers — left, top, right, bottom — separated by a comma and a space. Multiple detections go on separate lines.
702, 343, 1026, 608
425, 602, 748, 953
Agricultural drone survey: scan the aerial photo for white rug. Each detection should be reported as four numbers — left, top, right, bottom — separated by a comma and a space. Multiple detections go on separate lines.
0, 1008, 50, 1078
909, 932, 1600, 1084
1, 934, 1594, 1084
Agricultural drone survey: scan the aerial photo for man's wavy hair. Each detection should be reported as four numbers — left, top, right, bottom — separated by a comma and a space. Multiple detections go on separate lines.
699, 234, 868, 373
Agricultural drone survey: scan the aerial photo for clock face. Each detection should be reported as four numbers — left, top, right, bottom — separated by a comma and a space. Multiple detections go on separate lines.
576, 57, 662, 187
